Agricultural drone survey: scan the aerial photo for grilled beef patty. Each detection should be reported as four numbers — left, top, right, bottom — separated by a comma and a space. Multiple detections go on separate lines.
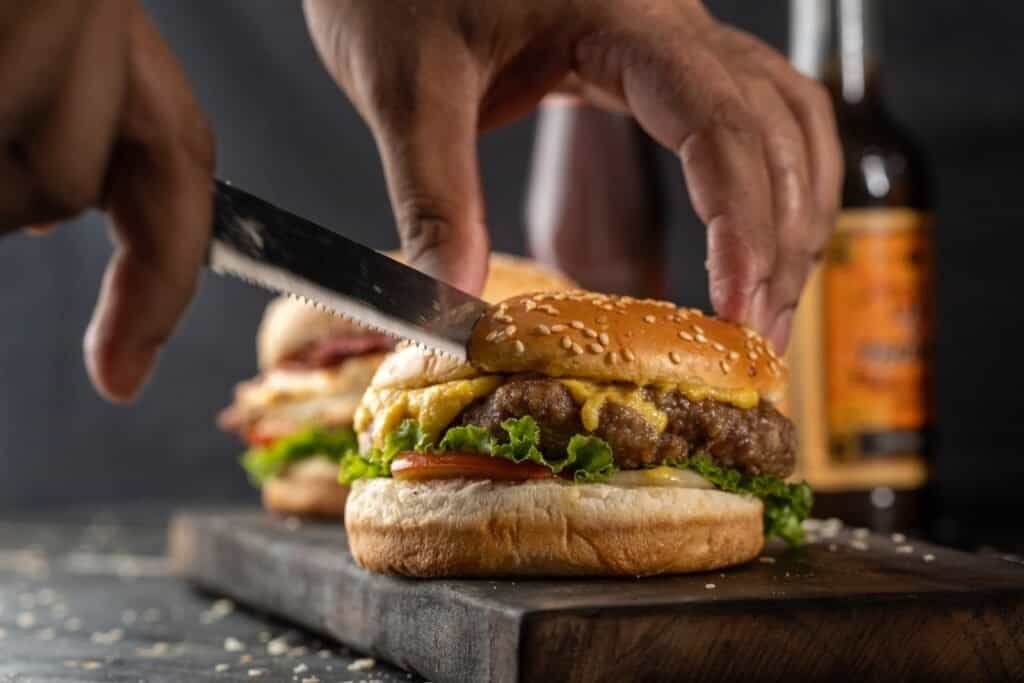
456, 378, 795, 478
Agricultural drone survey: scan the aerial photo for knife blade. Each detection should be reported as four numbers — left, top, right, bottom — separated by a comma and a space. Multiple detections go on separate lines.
208, 180, 488, 361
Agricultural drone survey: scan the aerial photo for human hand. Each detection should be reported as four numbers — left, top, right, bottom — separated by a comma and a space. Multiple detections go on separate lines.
303, 0, 840, 349
0, 0, 215, 400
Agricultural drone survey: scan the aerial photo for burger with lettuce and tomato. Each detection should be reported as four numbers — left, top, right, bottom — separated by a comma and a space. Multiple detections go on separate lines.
341, 290, 812, 576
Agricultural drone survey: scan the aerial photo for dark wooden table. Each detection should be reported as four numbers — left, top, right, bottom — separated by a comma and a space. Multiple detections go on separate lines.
0, 506, 420, 682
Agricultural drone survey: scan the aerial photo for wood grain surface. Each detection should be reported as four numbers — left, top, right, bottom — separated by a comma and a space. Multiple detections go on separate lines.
169, 510, 1024, 682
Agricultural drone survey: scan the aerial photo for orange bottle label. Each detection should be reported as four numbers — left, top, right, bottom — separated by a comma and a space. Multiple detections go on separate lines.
824, 208, 933, 462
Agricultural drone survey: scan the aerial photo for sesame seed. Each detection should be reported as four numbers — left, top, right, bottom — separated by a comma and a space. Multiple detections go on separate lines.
571, 343, 584, 355
599, 332, 610, 346
891, 533, 906, 543
644, 315, 656, 323
693, 324, 705, 334
551, 324, 566, 333
542, 305, 560, 315
758, 556, 776, 564
347, 658, 376, 672
606, 351, 619, 365
513, 340, 525, 354
851, 540, 869, 551
747, 351, 758, 360
767, 347, 779, 360
494, 313, 513, 323
923, 554, 935, 562
583, 328, 598, 339
853, 528, 869, 539
532, 294, 546, 301
535, 324, 551, 335
695, 334, 708, 343
719, 360, 731, 373
896, 545, 914, 554
679, 331, 694, 341
728, 351, 740, 361
524, 300, 537, 311
712, 342, 726, 352
588, 343, 605, 354
669, 351, 681, 364
570, 320, 585, 330
215, 664, 230, 672
505, 324, 517, 336
705, 583, 716, 590
553, 293, 566, 301
560, 336, 573, 350
622, 349, 636, 362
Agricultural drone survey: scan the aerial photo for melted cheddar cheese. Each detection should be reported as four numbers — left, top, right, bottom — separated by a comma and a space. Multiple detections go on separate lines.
355, 377, 503, 448
559, 380, 668, 433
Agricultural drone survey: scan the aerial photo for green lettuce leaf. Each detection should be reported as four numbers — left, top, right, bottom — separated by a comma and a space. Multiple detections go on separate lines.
682, 454, 813, 545
338, 419, 427, 484
342, 416, 616, 484
241, 426, 356, 485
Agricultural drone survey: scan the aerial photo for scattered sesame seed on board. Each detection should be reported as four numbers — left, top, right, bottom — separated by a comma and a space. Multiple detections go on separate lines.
896, 545, 914, 554
348, 658, 376, 672
853, 528, 870, 539
704, 583, 716, 590
215, 664, 230, 672
851, 540, 869, 551
758, 556, 775, 564
891, 533, 906, 543
923, 554, 935, 562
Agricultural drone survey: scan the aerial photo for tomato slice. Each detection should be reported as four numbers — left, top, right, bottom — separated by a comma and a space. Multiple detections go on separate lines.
391, 452, 558, 482
243, 428, 280, 448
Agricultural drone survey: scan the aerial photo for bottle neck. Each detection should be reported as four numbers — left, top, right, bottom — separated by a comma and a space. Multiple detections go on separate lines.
790, 0, 881, 108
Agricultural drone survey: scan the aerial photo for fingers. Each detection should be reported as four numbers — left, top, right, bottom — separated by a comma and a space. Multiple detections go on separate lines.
362, 44, 490, 295
574, 30, 777, 331
83, 6, 215, 402
712, 28, 842, 348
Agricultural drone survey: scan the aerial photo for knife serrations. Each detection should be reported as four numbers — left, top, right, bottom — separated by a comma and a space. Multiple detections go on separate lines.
208, 180, 488, 361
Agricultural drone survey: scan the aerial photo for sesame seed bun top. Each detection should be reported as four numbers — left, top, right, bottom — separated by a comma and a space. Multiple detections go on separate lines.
468, 291, 787, 402
257, 253, 577, 370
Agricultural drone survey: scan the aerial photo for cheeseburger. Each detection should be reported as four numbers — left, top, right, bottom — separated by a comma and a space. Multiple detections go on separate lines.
342, 290, 812, 576
219, 255, 577, 517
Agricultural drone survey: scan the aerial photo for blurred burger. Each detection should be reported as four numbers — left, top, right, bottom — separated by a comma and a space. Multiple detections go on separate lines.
218, 254, 577, 517
342, 291, 812, 576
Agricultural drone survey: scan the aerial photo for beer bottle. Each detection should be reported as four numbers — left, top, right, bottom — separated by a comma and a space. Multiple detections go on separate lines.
788, 0, 934, 531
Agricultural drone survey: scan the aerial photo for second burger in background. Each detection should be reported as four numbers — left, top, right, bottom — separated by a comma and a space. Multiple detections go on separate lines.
218, 254, 577, 517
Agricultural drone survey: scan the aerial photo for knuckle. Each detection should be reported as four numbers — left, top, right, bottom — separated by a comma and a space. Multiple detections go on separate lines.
394, 196, 458, 257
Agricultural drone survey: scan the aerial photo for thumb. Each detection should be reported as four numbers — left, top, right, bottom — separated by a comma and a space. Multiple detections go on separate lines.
368, 58, 489, 296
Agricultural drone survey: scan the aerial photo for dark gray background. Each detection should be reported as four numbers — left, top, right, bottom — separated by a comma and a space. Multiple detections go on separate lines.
1, 2, 1021, 545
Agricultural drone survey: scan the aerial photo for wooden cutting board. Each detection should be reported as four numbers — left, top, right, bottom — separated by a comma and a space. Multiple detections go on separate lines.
168, 510, 1024, 682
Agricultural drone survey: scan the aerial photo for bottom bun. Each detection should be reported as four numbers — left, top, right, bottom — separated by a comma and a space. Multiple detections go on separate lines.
345, 478, 763, 577
262, 457, 349, 518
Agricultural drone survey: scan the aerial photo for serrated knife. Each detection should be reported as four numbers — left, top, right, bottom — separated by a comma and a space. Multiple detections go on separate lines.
208, 180, 488, 361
